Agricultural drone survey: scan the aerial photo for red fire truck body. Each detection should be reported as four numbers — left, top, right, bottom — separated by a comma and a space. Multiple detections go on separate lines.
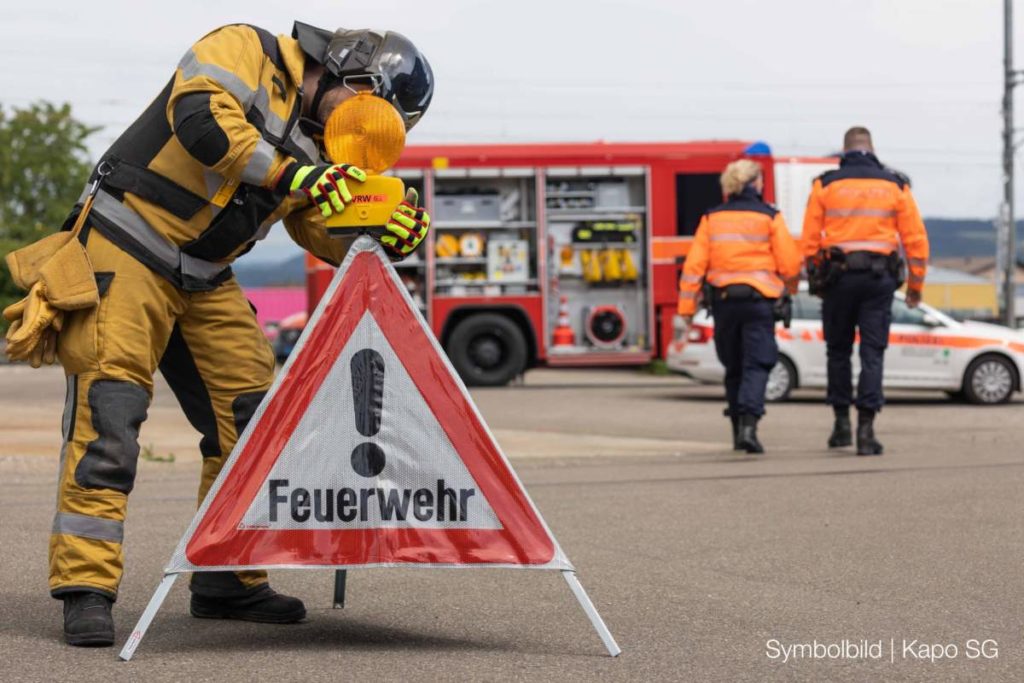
306, 140, 833, 386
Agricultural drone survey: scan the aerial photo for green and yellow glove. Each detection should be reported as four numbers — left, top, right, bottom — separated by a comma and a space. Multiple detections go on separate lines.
274, 162, 367, 217
381, 188, 430, 261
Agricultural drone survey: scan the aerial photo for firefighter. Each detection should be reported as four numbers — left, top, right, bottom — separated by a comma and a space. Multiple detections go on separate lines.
801, 127, 929, 455
678, 160, 801, 453
3, 22, 433, 646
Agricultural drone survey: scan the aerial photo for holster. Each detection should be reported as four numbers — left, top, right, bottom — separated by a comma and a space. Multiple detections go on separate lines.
700, 281, 714, 311
888, 252, 906, 288
773, 294, 793, 328
808, 248, 844, 297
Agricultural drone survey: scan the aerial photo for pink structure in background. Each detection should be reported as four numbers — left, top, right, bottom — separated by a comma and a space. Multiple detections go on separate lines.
243, 287, 306, 338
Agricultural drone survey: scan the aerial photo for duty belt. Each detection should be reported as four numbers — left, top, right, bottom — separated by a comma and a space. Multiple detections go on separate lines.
78, 186, 232, 292
711, 284, 768, 301
841, 250, 891, 271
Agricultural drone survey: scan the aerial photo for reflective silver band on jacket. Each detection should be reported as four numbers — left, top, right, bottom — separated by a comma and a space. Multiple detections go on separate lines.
240, 139, 278, 185
86, 188, 229, 285
709, 232, 770, 243
824, 208, 897, 218
907, 257, 927, 269
831, 240, 896, 253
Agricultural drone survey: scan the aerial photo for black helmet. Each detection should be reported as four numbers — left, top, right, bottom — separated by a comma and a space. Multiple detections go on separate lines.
293, 21, 433, 131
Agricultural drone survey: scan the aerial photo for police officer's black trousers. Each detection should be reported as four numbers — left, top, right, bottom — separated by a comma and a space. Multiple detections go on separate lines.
821, 270, 896, 412
711, 298, 778, 418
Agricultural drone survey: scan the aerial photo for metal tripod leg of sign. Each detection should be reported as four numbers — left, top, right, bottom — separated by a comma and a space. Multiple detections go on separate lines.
333, 570, 347, 608
562, 570, 620, 657
118, 573, 179, 661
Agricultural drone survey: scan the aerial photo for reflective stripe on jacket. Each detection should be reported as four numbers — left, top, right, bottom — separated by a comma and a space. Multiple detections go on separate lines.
678, 187, 802, 316
800, 151, 930, 292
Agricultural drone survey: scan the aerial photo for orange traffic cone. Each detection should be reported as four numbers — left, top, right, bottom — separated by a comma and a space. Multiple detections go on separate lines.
552, 295, 576, 347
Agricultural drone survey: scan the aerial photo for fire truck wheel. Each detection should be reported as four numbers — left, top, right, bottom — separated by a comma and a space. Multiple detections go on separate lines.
446, 313, 527, 387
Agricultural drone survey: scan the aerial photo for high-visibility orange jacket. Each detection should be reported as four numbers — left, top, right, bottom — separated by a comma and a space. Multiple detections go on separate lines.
678, 187, 802, 316
801, 151, 929, 294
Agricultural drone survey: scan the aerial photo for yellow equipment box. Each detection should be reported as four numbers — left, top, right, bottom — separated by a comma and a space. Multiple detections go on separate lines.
325, 175, 405, 237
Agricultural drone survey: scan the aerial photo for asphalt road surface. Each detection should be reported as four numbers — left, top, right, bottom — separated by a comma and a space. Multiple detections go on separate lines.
2, 365, 1023, 682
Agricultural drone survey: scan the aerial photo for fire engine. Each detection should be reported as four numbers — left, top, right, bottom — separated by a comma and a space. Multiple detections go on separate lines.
305, 141, 835, 386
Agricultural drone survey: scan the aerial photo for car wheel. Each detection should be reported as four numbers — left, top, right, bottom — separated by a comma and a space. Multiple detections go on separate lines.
962, 355, 1016, 405
765, 356, 796, 402
944, 390, 966, 402
445, 313, 528, 387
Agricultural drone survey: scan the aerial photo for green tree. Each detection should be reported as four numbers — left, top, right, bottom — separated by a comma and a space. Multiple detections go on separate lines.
0, 102, 98, 328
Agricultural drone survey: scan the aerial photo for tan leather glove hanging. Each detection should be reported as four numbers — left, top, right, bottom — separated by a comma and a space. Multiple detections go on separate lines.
3, 168, 105, 366
3, 282, 64, 367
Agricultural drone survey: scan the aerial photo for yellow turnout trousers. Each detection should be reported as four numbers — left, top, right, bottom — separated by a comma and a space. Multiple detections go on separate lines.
50, 228, 275, 600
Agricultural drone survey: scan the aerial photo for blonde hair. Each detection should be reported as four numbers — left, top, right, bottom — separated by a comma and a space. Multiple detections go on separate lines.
719, 159, 762, 197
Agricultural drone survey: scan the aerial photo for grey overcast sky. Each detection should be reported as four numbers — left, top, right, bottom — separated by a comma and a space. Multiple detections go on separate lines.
2, 0, 1017, 259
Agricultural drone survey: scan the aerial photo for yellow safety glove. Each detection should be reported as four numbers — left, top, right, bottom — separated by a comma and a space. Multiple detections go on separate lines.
274, 162, 367, 218
3, 282, 63, 365
380, 188, 430, 261
30, 325, 61, 369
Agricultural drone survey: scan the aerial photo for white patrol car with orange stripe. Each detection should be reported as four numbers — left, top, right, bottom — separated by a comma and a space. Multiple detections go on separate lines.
667, 285, 1024, 404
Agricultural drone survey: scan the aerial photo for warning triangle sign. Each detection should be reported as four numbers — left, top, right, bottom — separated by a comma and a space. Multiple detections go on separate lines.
167, 237, 571, 572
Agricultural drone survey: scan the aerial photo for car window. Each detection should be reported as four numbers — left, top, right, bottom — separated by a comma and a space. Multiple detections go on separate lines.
794, 293, 822, 321
891, 297, 929, 325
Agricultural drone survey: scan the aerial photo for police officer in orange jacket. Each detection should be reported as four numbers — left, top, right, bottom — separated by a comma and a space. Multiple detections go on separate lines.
801, 127, 929, 455
679, 160, 802, 453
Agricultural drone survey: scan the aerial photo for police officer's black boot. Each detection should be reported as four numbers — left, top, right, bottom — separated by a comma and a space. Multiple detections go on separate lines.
736, 414, 764, 454
828, 406, 852, 448
856, 409, 884, 456
190, 584, 306, 623
63, 591, 115, 647
724, 408, 741, 450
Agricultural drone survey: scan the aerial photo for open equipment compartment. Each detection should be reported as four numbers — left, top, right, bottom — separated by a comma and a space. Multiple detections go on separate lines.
431, 167, 538, 297
544, 166, 650, 358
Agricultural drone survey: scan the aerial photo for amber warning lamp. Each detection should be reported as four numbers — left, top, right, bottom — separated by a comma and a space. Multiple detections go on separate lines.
323, 92, 407, 236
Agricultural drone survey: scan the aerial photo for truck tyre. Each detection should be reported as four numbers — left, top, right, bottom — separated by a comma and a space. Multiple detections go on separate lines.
446, 313, 527, 387
962, 354, 1016, 405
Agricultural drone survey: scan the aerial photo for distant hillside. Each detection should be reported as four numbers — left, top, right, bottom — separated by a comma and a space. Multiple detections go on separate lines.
923, 218, 999, 259
230, 217, 1018, 287
234, 253, 305, 287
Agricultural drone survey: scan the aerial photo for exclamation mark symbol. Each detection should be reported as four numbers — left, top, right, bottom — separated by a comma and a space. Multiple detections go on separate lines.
350, 349, 386, 478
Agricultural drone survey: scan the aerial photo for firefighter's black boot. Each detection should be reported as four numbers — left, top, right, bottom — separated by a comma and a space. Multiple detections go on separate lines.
63, 591, 114, 647
856, 409, 884, 456
725, 408, 741, 450
828, 406, 853, 448
190, 585, 306, 623
736, 414, 764, 454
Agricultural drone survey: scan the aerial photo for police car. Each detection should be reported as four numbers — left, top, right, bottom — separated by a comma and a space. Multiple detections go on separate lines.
667, 285, 1024, 404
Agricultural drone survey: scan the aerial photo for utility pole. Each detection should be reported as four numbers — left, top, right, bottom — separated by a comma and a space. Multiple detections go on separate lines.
1003, 0, 1018, 327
